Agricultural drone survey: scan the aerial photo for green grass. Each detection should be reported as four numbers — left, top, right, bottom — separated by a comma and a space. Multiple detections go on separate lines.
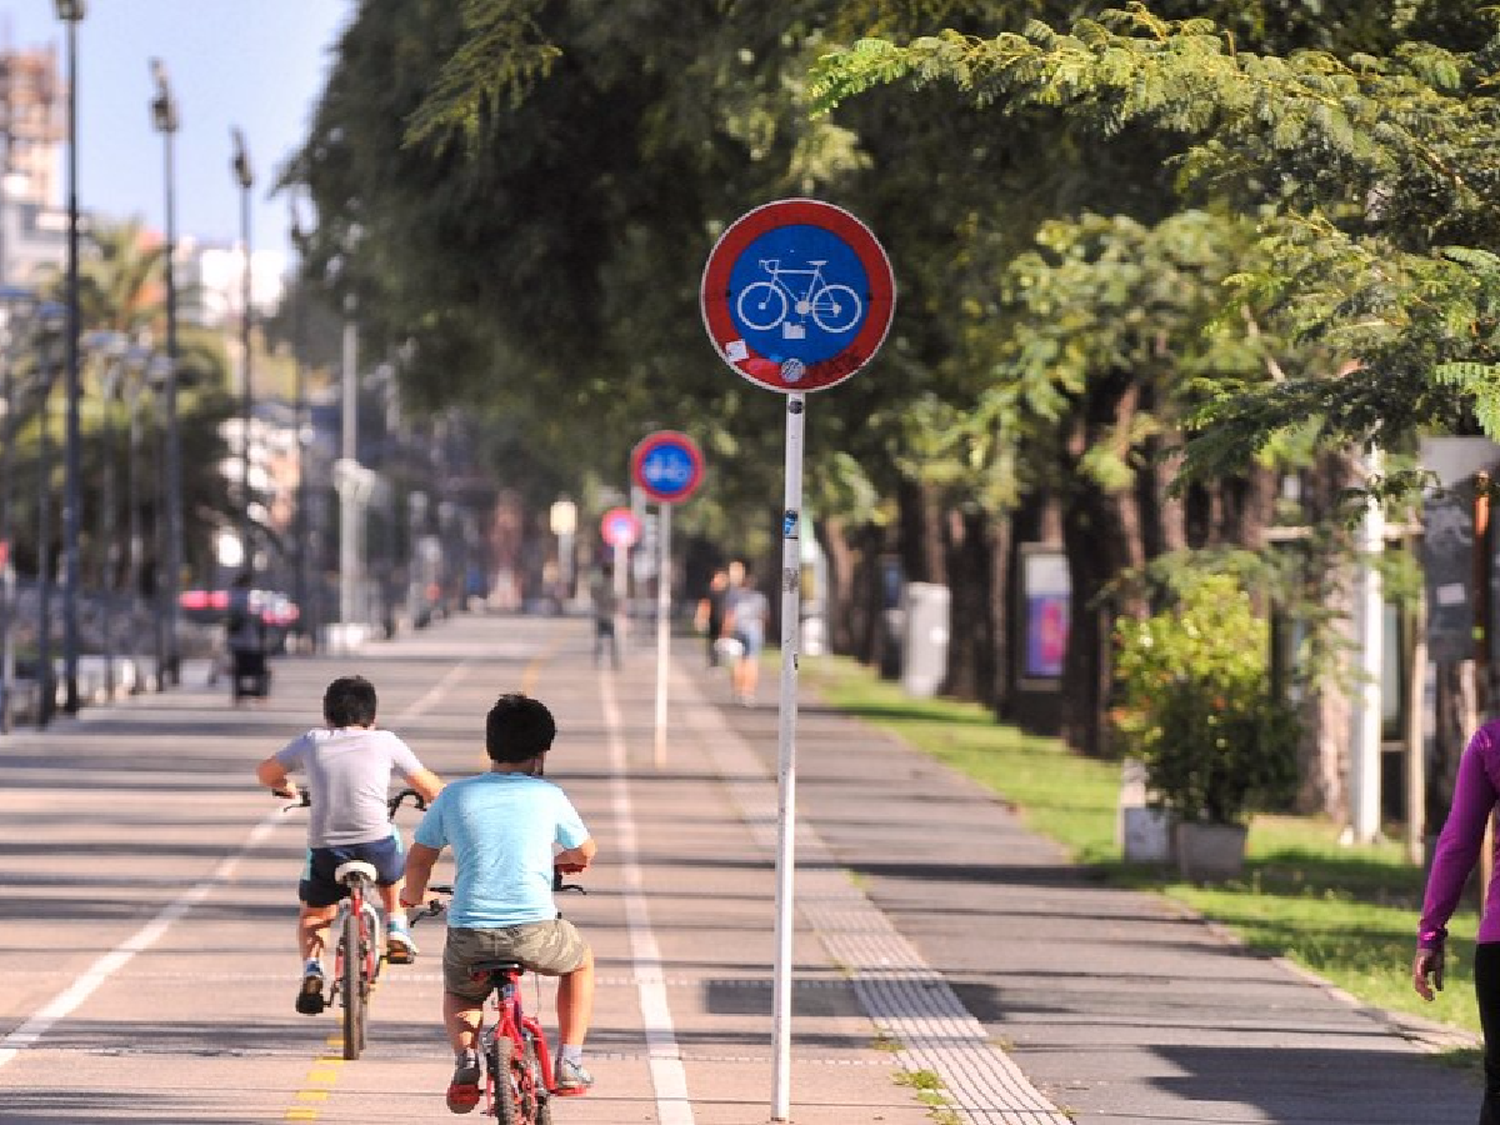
799, 653, 1484, 1043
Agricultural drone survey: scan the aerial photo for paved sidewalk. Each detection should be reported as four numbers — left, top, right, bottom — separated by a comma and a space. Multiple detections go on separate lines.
659, 634, 1484, 1124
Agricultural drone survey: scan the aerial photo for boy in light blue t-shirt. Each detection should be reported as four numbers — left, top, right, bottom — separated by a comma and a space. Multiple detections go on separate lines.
401, 693, 597, 1112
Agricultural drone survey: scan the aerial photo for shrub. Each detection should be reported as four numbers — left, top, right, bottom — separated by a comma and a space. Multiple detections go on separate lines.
1113, 569, 1299, 826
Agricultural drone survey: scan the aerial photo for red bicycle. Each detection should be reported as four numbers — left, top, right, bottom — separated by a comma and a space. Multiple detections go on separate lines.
414, 873, 583, 1123
284, 786, 428, 1060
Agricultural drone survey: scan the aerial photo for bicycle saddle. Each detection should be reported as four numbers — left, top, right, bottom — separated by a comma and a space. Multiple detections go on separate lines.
471, 959, 524, 975
334, 859, 379, 884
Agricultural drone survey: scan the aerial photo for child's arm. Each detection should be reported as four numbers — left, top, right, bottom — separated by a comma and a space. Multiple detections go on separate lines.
555, 837, 597, 873
399, 842, 442, 908
255, 756, 297, 799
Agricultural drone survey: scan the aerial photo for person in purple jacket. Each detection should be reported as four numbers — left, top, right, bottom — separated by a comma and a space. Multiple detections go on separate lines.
1415, 717, 1500, 1123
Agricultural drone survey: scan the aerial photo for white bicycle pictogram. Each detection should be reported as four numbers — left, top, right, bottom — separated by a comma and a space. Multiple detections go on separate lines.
736, 258, 862, 335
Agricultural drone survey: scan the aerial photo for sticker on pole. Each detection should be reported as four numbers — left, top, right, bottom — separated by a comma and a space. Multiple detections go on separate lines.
600, 507, 641, 549
631, 431, 704, 505
701, 198, 895, 393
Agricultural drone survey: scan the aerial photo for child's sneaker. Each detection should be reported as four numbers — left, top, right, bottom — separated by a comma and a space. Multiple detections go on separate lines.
446, 1049, 482, 1114
295, 962, 325, 1016
386, 919, 417, 965
552, 1056, 593, 1096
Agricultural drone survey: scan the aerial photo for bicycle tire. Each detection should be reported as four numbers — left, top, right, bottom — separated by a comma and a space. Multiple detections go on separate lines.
489, 1034, 518, 1125
341, 905, 364, 1060
735, 280, 788, 332
810, 282, 862, 333
525, 1029, 552, 1125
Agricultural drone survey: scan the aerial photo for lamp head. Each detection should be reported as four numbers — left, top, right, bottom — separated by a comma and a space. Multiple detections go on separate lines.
149, 59, 178, 133
230, 127, 253, 189
53, 0, 85, 21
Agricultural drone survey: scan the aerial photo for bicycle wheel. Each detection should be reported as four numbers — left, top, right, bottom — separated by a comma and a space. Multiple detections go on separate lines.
525, 1029, 552, 1125
511, 1030, 543, 1125
735, 281, 787, 332
488, 1034, 518, 1125
810, 283, 862, 333
341, 905, 365, 1060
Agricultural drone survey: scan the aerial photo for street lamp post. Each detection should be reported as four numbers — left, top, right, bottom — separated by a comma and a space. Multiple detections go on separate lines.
230, 127, 254, 581
54, 0, 85, 714
149, 58, 182, 685
289, 197, 311, 651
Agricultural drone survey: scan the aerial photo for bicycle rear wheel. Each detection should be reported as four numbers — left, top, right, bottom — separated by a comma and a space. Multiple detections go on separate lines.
524, 1029, 552, 1125
340, 906, 365, 1060
488, 1034, 517, 1125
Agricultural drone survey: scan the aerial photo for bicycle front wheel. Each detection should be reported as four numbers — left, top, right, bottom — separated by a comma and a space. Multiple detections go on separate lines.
341, 907, 365, 1060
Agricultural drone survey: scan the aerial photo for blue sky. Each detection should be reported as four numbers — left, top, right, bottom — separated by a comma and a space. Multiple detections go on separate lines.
1, 1, 353, 261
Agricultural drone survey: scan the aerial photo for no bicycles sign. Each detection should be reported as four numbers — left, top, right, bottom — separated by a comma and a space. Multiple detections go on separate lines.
700, 198, 896, 393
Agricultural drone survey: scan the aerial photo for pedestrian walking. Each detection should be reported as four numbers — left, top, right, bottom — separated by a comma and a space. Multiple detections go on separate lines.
1415, 714, 1500, 1123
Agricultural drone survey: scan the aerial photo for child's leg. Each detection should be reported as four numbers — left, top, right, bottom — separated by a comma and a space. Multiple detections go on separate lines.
556, 945, 595, 1046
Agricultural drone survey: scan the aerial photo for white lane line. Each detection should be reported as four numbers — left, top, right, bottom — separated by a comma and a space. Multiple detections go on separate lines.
600, 671, 696, 1125
0, 661, 472, 1071
0, 814, 280, 1068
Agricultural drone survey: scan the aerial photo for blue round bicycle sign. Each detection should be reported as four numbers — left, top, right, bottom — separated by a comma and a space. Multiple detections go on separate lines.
631, 431, 705, 504
701, 198, 895, 393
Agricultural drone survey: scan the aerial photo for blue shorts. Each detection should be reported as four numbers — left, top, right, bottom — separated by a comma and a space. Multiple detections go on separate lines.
299, 832, 405, 908
735, 624, 765, 658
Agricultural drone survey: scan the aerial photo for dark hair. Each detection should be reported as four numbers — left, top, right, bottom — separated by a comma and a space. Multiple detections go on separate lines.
486, 693, 556, 763
324, 675, 377, 728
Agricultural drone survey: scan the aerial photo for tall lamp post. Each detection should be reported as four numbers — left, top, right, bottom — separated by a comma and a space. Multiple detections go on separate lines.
55, 0, 84, 714
230, 127, 254, 578
149, 58, 182, 685
289, 197, 311, 650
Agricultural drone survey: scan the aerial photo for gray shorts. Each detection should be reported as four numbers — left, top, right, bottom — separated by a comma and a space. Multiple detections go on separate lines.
443, 920, 589, 1002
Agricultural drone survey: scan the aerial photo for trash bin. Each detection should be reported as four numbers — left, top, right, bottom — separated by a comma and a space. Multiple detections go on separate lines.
900, 582, 949, 698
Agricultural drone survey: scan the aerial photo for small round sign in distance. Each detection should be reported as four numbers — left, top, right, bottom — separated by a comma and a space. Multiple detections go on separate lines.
631, 430, 705, 505
701, 197, 895, 394
600, 507, 641, 549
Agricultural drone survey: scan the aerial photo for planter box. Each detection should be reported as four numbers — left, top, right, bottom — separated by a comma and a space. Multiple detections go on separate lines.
1174, 821, 1248, 882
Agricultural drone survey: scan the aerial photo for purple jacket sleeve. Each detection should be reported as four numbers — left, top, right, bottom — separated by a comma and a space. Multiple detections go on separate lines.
1419, 723, 1500, 949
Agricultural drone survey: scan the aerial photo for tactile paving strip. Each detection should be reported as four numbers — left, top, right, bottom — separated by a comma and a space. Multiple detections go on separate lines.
681, 681, 1073, 1125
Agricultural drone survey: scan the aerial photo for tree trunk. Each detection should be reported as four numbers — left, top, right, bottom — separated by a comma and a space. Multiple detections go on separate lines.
942, 506, 997, 703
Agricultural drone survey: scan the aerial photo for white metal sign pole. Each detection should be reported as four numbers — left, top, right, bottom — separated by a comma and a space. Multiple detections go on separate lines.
654, 501, 672, 767
771, 391, 805, 1123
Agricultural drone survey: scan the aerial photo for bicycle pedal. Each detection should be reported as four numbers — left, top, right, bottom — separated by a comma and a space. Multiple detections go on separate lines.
386, 944, 415, 965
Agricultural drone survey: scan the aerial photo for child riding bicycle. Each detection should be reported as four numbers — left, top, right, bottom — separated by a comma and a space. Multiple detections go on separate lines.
255, 674, 444, 1015
400, 692, 597, 1113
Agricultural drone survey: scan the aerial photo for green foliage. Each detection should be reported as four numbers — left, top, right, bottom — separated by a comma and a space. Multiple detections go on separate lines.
811, 4, 1500, 480
1113, 565, 1300, 825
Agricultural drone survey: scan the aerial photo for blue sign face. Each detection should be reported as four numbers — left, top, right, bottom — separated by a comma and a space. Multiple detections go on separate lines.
640, 443, 698, 500
726, 223, 870, 368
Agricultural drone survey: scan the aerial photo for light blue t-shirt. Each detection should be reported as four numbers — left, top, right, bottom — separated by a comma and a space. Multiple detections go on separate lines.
414, 771, 590, 929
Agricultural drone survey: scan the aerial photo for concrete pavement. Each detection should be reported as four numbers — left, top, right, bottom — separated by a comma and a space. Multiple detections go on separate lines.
0, 611, 1484, 1123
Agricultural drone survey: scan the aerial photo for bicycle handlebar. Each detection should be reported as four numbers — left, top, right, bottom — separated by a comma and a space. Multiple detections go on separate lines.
408, 870, 585, 927
276, 786, 428, 818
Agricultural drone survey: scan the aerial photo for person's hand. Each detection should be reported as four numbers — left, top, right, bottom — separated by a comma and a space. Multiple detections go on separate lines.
1413, 946, 1445, 1001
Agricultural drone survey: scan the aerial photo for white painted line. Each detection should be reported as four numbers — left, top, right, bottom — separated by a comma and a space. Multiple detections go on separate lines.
0, 813, 280, 1069
600, 671, 696, 1125
0, 662, 471, 1071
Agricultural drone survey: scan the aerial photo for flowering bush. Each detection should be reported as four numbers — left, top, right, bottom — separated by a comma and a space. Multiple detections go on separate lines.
1113, 570, 1299, 826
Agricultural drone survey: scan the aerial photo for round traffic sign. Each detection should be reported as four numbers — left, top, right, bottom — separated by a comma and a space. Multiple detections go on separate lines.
701, 198, 895, 393
600, 507, 641, 548
631, 430, 705, 504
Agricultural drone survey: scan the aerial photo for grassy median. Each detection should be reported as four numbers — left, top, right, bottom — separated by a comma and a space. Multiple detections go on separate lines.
798, 653, 1483, 1050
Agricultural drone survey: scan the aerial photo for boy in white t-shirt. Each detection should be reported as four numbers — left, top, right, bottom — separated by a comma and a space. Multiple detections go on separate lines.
256, 674, 443, 1014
